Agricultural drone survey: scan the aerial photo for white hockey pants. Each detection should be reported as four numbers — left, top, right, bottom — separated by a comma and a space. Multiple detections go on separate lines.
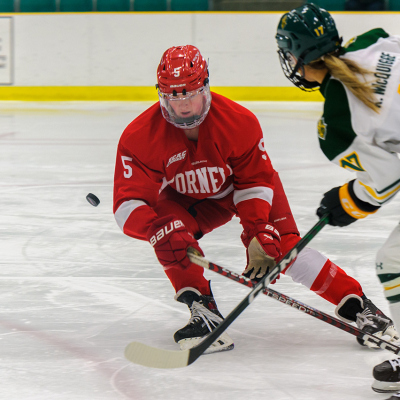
376, 222, 400, 329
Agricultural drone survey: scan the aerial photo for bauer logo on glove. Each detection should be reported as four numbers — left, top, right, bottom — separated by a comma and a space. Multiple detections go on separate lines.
263, 224, 280, 238
149, 219, 185, 246
146, 215, 204, 270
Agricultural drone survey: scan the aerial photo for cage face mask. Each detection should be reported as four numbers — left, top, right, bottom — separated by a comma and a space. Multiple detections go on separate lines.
277, 49, 321, 91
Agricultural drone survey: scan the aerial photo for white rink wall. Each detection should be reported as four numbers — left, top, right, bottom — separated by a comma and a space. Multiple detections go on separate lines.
0, 12, 400, 97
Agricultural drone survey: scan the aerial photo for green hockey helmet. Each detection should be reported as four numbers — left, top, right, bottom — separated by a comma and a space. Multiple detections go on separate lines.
275, 3, 342, 90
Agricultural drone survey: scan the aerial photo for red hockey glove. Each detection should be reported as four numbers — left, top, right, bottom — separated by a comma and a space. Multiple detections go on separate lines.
146, 215, 204, 270
316, 180, 379, 227
241, 222, 282, 281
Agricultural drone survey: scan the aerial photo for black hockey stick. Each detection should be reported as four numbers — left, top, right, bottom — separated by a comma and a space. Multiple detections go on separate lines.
188, 254, 400, 354
124, 215, 329, 368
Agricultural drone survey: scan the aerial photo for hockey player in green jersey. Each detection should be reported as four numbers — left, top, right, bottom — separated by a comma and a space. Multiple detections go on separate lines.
276, 3, 400, 399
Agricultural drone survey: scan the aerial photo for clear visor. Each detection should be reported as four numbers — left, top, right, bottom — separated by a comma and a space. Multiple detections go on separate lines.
158, 85, 212, 129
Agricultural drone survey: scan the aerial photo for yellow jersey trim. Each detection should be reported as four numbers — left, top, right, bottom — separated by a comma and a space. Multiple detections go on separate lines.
384, 282, 400, 291
359, 180, 400, 202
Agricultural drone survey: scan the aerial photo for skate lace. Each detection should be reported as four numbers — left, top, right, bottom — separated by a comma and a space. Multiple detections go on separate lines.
356, 309, 391, 330
189, 301, 223, 331
389, 358, 400, 372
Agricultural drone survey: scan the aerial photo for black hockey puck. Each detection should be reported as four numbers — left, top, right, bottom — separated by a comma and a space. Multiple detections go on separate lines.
86, 193, 100, 207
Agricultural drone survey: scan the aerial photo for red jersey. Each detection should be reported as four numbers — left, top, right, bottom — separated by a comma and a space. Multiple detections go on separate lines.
113, 92, 275, 240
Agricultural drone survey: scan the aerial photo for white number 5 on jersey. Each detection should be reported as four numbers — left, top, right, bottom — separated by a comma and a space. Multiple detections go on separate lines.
121, 156, 133, 178
258, 138, 268, 161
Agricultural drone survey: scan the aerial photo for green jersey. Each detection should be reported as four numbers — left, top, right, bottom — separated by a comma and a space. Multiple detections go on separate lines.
318, 28, 400, 207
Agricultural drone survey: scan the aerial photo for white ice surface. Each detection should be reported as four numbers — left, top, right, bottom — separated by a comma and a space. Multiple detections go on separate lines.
0, 101, 399, 400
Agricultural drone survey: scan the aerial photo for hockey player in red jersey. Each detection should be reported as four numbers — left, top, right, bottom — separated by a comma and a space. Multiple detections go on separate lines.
113, 44, 398, 355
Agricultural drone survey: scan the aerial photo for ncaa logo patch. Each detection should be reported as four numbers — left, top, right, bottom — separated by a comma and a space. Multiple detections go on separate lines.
166, 150, 187, 168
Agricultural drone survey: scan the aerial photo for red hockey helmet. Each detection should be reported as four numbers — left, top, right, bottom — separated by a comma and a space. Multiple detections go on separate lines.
156, 45, 211, 129
157, 45, 209, 94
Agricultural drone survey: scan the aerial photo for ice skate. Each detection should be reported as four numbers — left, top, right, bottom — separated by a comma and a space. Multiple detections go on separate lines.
383, 392, 400, 400
174, 287, 234, 355
372, 358, 400, 394
335, 294, 399, 348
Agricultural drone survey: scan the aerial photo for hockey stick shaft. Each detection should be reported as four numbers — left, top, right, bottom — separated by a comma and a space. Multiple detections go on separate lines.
188, 253, 400, 354
183, 214, 330, 363
125, 215, 329, 368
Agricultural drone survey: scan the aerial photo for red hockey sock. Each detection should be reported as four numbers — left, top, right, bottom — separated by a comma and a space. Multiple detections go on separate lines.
310, 260, 363, 305
164, 263, 211, 295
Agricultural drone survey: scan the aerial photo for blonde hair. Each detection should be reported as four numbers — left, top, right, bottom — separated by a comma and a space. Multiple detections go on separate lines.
310, 53, 380, 113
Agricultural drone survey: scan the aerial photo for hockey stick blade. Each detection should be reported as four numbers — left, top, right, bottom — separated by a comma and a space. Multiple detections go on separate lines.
124, 215, 329, 368
124, 342, 190, 369
188, 254, 400, 355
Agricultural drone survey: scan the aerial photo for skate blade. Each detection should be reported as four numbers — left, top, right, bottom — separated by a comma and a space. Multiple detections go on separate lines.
178, 332, 234, 355
372, 379, 400, 393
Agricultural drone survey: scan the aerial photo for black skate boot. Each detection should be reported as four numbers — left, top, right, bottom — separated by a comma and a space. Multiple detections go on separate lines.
383, 393, 400, 400
372, 358, 400, 394
174, 287, 234, 354
335, 294, 399, 348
